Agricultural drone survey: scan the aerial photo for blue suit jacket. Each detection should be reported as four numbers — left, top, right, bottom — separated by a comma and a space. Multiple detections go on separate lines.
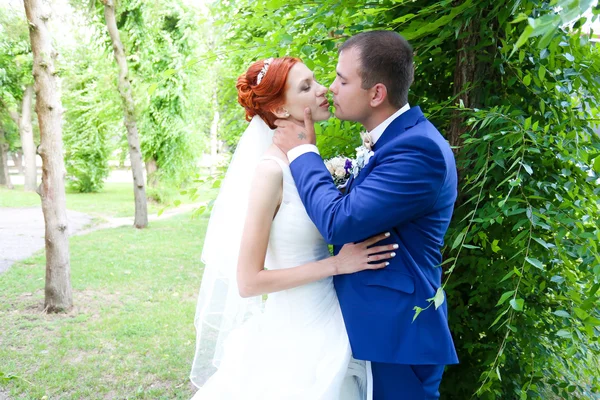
290, 106, 459, 365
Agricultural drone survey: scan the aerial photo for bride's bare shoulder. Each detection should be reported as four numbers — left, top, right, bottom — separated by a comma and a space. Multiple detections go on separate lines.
262, 144, 289, 165
255, 158, 283, 180
254, 151, 284, 184
251, 150, 284, 205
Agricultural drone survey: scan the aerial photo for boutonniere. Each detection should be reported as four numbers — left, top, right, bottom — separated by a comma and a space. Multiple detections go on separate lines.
352, 132, 374, 178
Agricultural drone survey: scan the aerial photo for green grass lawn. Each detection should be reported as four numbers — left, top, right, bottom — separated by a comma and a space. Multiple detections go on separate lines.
0, 212, 209, 399
0, 182, 217, 219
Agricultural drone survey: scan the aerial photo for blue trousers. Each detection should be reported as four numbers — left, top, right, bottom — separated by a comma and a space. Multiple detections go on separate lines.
371, 362, 445, 400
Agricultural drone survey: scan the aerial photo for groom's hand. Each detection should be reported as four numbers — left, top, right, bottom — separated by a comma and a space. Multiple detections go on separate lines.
273, 108, 316, 154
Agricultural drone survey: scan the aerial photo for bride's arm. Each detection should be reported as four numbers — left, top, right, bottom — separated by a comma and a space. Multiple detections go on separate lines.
236, 160, 397, 298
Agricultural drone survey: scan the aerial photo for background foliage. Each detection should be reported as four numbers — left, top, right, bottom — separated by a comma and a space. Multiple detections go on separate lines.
0, 6, 34, 153
208, 0, 600, 398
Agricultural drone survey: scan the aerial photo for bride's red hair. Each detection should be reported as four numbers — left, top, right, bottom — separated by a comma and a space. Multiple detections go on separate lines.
236, 57, 301, 129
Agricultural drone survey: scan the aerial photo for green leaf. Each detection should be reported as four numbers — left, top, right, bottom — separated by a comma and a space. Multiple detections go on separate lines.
499, 269, 515, 283
0, 371, 20, 383
451, 231, 466, 250
540, 100, 546, 114
314, 123, 323, 136
392, 13, 415, 24
510, 13, 529, 24
526, 257, 544, 270
533, 237, 550, 250
432, 287, 445, 310
584, 317, 600, 326
523, 74, 532, 86
556, 329, 572, 338
412, 306, 423, 322
280, 33, 293, 45
148, 83, 158, 96
553, 310, 571, 318
512, 25, 534, 56
160, 68, 177, 78
438, 257, 456, 267
593, 156, 600, 174
510, 298, 524, 311
491, 239, 501, 253
520, 392, 527, 400
490, 307, 510, 328
538, 65, 546, 80
574, 308, 590, 320
496, 290, 515, 306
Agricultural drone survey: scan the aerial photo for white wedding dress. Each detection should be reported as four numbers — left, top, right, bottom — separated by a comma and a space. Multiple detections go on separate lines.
191, 155, 366, 400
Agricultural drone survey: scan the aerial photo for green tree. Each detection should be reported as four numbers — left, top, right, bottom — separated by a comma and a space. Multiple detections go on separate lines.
111, 0, 208, 190
0, 4, 37, 191
61, 26, 122, 193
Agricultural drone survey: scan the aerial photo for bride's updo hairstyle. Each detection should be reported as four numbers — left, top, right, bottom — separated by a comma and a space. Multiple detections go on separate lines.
236, 56, 301, 129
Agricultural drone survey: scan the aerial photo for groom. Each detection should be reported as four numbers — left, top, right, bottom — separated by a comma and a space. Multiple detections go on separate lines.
273, 31, 459, 399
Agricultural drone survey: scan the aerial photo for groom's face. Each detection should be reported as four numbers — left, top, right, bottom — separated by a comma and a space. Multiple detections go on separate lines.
329, 47, 371, 123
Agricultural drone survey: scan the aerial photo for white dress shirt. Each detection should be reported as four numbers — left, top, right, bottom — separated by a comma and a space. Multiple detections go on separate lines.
287, 103, 411, 163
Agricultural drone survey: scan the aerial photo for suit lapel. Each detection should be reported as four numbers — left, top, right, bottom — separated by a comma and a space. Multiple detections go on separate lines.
346, 106, 426, 194
345, 174, 356, 193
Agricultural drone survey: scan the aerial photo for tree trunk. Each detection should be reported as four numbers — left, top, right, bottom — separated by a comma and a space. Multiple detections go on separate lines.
0, 141, 14, 189
209, 89, 219, 176
103, 0, 148, 229
20, 85, 37, 191
448, 19, 479, 152
449, 9, 497, 152
146, 157, 158, 187
12, 151, 24, 174
24, 0, 72, 313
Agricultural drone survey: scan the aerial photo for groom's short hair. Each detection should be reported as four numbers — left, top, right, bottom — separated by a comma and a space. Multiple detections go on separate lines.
339, 30, 414, 108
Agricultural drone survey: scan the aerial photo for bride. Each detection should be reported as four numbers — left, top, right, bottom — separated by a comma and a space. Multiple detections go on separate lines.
189, 57, 397, 400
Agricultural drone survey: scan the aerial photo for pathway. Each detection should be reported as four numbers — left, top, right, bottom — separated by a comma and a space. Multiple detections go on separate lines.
0, 203, 201, 274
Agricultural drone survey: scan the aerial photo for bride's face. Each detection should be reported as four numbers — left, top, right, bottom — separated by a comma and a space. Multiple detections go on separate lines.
279, 63, 330, 123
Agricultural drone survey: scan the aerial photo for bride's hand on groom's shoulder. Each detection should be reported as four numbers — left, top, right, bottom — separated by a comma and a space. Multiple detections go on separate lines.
333, 232, 398, 275
273, 108, 316, 154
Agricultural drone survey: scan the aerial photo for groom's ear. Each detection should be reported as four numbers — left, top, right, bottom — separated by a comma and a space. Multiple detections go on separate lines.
369, 83, 388, 108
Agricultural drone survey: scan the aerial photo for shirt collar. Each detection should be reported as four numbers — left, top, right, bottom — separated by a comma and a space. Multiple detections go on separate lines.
368, 103, 411, 145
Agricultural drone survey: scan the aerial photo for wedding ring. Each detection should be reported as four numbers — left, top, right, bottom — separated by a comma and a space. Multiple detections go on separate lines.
367, 256, 371, 263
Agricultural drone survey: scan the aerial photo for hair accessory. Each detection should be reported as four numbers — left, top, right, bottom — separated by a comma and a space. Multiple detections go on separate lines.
256, 58, 274, 85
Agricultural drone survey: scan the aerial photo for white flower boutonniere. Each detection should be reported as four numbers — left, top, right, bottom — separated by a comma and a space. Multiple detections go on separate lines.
352, 132, 374, 178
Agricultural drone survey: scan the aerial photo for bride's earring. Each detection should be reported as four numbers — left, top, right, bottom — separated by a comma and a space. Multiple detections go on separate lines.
283, 111, 290, 118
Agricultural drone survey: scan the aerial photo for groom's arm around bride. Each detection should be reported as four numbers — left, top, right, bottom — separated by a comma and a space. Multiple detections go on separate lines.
274, 31, 459, 400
